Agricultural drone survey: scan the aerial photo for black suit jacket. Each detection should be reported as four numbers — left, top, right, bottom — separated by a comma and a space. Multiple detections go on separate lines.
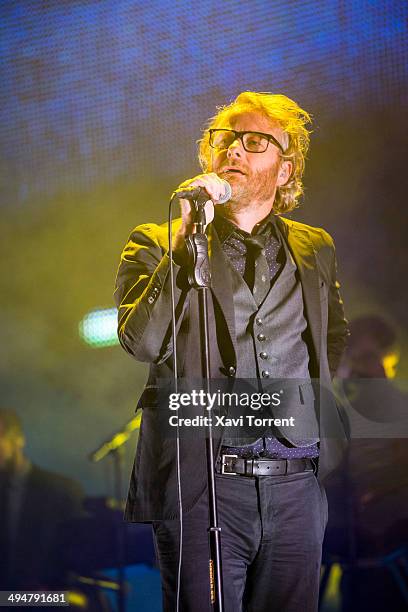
114, 216, 349, 521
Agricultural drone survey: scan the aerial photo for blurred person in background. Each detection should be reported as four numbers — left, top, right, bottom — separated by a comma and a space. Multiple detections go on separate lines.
324, 316, 408, 612
336, 315, 400, 380
0, 408, 85, 590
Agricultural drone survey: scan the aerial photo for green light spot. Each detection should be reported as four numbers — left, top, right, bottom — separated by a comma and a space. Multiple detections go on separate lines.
79, 308, 119, 348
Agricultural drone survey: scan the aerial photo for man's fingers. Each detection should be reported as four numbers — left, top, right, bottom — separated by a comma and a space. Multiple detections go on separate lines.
178, 198, 214, 227
176, 173, 225, 203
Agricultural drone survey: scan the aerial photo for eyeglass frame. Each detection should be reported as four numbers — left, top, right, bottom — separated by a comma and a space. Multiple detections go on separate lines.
208, 128, 286, 155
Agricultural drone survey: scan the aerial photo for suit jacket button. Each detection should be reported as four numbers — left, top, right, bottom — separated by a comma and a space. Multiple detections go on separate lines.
257, 333, 266, 341
228, 366, 236, 377
262, 370, 270, 378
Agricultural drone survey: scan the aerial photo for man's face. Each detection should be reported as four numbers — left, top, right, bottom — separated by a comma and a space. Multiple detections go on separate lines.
0, 421, 22, 473
209, 111, 290, 212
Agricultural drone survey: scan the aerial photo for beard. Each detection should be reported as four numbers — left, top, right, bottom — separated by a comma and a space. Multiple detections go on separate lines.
221, 164, 280, 214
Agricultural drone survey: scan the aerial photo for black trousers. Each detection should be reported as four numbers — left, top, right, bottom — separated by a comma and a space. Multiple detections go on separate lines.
153, 470, 328, 612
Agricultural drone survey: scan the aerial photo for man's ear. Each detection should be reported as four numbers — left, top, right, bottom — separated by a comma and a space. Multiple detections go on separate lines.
277, 160, 293, 187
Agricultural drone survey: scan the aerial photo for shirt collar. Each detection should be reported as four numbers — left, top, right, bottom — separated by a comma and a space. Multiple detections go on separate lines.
213, 207, 280, 244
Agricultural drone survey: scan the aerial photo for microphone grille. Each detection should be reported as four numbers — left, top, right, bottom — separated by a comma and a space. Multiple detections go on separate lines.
217, 179, 232, 204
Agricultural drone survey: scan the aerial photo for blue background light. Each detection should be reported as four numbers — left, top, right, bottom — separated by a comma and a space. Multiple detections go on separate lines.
1, 1, 407, 201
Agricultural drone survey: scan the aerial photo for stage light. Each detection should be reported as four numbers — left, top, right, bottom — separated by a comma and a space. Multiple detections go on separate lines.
79, 308, 119, 348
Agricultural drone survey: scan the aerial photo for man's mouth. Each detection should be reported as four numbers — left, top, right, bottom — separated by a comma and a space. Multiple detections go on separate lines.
222, 167, 246, 175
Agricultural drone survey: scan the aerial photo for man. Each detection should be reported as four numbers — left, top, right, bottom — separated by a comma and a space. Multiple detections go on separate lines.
114, 92, 349, 611
324, 317, 408, 612
0, 409, 84, 589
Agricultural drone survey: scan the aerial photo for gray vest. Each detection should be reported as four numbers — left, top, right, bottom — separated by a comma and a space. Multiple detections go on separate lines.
223, 236, 319, 446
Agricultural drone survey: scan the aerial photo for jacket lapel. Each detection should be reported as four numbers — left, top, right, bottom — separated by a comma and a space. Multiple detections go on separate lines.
277, 217, 322, 364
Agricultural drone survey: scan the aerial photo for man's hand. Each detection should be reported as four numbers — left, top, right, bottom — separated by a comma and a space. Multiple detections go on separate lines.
173, 173, 226, 253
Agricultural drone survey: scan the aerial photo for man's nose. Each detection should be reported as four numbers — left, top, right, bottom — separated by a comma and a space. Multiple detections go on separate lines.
226, 138, 242, 158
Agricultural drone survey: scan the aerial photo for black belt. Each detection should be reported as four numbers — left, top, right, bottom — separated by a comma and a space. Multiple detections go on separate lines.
216, 455, 314, 477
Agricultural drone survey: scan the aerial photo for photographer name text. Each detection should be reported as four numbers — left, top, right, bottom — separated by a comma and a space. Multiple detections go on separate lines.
168, 414, 295, 428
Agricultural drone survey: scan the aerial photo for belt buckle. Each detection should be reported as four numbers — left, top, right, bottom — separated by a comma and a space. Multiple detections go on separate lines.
221, 454, 238, 475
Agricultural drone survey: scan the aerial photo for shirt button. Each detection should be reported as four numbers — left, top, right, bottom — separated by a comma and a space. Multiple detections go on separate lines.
228, 366, 236, 377
257, 333, 266, 341
260, 352, 268, 360
262, 371, 270, 378
255, 317, 263, 326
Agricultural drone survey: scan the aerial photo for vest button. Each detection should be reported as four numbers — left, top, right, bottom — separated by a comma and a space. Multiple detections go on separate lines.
261, 370, 270, 378
257, 333, 266, 341
228, 366, 236, 377
255, 317, 263, 326
259, 352, 268, 360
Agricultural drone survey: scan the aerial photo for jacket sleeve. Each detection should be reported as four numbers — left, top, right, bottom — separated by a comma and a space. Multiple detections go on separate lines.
324, 232, 349, 377
114, 223, 191, 363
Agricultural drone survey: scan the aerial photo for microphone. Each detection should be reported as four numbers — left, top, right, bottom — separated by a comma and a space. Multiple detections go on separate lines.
175, 179, 232, 205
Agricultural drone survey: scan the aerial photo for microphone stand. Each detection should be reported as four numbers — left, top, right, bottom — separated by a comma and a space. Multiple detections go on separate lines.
89, 413, 141, 612
185, 194, 224, 612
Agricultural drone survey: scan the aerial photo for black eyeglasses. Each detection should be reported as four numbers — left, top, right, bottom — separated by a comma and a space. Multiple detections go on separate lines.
209, 129, 285, 154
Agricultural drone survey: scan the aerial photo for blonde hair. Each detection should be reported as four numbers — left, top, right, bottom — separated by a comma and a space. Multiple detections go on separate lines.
198, 91, 312, 214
